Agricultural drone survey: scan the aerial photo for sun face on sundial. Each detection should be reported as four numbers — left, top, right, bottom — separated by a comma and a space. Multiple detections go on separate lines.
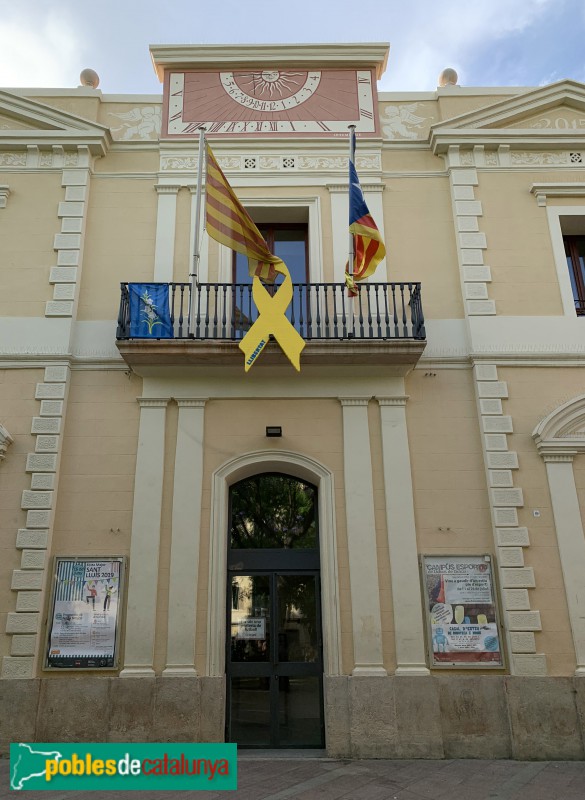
220, 70, 322, 111
164, 68, 378, 136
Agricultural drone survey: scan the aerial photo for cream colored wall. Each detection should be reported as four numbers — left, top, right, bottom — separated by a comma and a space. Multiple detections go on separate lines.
383, 176, 464, 319
29, 95, 101, 122
406, 367, 493, 555
477, 170, 568, 316
42, 369, 142, 675
0, 172, 63, 317
50, 370, 141, 555
437, 94, 515, 121
500, 366, 585, 676
93, 151, 160, 174
0, 368, 44, 663
196, 397, 352, 674
78, 177, 157, 320
382, 150, 445, 173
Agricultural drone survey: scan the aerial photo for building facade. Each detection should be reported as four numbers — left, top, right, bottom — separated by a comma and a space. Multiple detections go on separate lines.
1, 42, 585, 758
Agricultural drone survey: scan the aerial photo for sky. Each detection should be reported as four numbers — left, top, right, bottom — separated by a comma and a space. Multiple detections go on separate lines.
1, 0, 585, 94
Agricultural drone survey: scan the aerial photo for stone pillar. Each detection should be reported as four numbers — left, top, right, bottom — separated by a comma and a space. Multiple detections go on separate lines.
154, 185, 180, 281
121, 398, 169, 677
543, 452, 585, 676
378, 397, 429, 675
164, 399, 207, 676
339, 398, 386, 676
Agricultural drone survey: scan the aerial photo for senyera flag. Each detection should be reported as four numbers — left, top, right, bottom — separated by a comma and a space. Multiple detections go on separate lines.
205, 143, 284, 283
346, 149, 386, 296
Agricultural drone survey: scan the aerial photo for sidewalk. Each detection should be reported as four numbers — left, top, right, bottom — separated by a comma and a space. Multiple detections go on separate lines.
2, 754, 585, 799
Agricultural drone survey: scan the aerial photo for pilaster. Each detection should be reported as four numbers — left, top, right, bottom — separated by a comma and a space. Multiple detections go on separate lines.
339, 397, 386, 676
541, 452, 585, 675
120, 398, 170, 678
163, 399, 208, 677
154, 184, 181, 281
377, 397, 429, 675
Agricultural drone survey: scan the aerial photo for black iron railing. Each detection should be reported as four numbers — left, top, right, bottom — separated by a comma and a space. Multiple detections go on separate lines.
117, 282, 425, 341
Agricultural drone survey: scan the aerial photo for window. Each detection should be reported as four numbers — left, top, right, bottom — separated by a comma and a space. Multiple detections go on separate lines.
233, 223, 309, 285
564, 235, 585, 316
232, 223, 309, 336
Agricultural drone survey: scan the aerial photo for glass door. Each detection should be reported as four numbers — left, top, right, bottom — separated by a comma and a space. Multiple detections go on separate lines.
227, 571, 324, 748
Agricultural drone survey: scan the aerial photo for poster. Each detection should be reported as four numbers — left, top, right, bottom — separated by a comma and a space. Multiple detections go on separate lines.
235, 618, 266, 640
422, 555, 503, 667
45, 558, 124, 669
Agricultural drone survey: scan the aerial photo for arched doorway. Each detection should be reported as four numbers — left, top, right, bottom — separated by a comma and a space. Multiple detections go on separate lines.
226, 472, 325, 748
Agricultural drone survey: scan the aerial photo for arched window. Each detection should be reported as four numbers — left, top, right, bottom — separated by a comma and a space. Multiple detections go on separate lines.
229, 472, 318, 550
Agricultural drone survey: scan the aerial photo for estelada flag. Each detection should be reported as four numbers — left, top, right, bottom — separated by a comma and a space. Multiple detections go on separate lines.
205, 143, 284, 283
345, 157, 386, 296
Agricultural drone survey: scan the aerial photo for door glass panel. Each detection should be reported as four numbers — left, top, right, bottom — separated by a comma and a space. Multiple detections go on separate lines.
230, 677, 271, 745
230, 474, 317, 549
277, 575, 318, 663
278, 677, 322, 747
230, 575, 270, 662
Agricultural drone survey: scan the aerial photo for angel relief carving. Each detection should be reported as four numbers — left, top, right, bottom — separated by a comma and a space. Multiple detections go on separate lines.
381, 103, 432, 140
108, 106, 162, 140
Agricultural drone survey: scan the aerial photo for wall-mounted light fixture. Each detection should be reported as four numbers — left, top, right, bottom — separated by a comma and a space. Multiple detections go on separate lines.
266, 426, 282, 438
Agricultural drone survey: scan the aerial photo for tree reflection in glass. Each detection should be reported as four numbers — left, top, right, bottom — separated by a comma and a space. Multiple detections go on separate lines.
230, 473, 317, 549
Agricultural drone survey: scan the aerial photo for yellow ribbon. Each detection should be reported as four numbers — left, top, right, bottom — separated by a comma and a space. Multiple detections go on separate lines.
239, 265, 306, 371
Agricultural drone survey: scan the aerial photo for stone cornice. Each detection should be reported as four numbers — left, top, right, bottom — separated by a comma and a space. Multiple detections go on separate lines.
155, 184, 181, 194
541, 451, 577, 462
431, 128, 585, 156
149, 43, 390, 81
339, 397, 371, 406
530, 182, 585, 206
137, 397, 170, 408
175, 398, 208, 408
377, 397, 409, 407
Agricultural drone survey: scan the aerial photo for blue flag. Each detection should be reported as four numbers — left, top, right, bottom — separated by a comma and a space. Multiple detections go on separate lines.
128, 283, 173, 338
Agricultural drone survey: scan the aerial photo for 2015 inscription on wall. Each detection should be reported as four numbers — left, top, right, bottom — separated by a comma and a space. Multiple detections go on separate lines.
163, 68, 378, 136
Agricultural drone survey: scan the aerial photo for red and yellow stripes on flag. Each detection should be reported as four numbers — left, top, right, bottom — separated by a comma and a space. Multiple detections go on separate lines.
205, 143, 282, 283
350, 216, 386, 281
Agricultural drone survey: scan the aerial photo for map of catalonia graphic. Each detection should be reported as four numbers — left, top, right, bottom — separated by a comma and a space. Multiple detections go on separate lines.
11, 743, 63, 790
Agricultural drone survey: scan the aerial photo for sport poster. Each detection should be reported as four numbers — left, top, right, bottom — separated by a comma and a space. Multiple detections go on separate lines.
46, 558, 124, 669
422, 555, 503, 667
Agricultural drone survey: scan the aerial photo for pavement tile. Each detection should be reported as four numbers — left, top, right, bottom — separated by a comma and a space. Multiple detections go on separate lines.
3, 757, 585, 800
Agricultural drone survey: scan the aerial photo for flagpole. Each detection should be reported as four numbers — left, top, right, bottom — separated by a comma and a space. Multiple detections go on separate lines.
348, 124, 356, 337
189, 126, 206, 336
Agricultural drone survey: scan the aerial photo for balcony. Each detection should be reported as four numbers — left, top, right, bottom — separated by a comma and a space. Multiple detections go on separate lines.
116, 281, 426, 370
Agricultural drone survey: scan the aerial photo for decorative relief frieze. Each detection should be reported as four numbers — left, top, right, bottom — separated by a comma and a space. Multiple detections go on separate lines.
109, 106, 162, 140
511, 151, 571, 165
160, 153, 381, 173
0, 153, 26, 166
381, 103, 434, 140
